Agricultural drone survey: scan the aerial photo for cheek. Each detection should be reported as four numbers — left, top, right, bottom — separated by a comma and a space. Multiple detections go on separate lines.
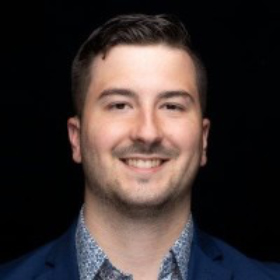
166, 121, 202, 151
83, 117, 130, 154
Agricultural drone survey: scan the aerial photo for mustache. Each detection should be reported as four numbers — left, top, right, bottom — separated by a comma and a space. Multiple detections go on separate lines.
112, 141, 179, 158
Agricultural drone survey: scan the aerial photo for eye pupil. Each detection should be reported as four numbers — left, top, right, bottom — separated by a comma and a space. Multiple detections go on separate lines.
116, 103, 125, 109
167, 104, 177, 110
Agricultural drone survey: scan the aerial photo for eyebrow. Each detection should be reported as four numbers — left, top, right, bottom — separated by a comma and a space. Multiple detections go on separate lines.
157, 90, 194, 102
98, 88, 194, 103
98, 88, 138, 101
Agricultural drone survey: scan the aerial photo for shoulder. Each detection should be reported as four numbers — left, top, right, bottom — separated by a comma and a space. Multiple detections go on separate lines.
0, 239, 59, 279
0, 220, 79, 280
191, 228, 280, 279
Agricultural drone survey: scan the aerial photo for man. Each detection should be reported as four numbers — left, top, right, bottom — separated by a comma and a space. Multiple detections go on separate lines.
1, 14, 279, 280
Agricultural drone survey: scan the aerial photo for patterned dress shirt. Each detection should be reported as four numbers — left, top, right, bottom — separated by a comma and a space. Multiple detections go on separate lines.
76, 207, 193, 280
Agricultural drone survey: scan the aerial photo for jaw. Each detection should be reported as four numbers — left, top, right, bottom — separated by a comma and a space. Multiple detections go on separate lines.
84, 155, 193, 222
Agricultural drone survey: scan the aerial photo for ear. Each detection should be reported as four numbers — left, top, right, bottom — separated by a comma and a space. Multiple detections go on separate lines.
67, 116, 82, 163
200, 118, 210, 166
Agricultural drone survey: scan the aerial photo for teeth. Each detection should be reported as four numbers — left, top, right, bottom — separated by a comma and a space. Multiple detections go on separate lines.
125, 159, 162, 168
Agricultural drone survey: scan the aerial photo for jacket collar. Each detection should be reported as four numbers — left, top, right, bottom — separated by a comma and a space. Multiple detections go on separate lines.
187, 225, 233, 280
37, 219, 233, 280
37, 220, 80, 280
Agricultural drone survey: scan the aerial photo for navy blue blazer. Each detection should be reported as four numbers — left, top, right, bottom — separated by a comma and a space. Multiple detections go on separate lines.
0, 220, 279, 280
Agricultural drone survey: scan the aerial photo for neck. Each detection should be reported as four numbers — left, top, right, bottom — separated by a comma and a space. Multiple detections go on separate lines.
83, 188, 191, 279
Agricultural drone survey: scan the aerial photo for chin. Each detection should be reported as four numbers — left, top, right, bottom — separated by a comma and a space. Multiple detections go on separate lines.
108, 186, 184, 220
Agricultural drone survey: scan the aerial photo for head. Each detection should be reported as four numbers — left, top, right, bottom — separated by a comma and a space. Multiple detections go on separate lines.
71, 14, 208, 119
68, 14, 210, 219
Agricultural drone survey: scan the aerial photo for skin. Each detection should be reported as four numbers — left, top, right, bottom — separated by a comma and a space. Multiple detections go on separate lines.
68, 44, 210, 279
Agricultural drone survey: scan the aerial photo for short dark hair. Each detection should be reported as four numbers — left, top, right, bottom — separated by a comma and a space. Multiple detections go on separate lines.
71, 14, 207, 117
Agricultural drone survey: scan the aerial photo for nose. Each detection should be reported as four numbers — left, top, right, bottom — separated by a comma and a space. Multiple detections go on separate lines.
130, 109, 163, 144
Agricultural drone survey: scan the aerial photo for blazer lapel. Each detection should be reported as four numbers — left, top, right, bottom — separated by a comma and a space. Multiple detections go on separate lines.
188, 227, 233, 280
35, 221, 80, 280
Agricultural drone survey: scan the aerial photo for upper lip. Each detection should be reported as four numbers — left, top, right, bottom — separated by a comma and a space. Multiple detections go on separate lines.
120, 155, 170, 161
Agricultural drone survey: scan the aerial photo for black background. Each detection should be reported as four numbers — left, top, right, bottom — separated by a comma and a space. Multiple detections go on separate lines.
1, 1, 280, 264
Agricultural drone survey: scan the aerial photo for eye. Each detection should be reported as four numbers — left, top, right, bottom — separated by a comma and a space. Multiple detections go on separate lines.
161, 103, 185, 111
108, 102, 132, 110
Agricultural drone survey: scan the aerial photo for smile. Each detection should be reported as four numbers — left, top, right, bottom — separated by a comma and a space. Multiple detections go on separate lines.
121, 158, 168, 169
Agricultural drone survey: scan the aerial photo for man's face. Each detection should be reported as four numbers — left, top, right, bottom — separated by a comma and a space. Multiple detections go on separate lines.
68, 44, 210, 216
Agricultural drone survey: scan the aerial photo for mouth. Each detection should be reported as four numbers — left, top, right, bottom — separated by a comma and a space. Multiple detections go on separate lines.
120, 157, 169, 170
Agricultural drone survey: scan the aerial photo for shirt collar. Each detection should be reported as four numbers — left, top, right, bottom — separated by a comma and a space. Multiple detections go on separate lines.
75, 207, 107, 280
171, 216, 194, 279
75, 206, 193, 280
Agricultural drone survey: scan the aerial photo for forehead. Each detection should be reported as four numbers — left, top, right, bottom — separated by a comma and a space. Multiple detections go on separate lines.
88, 44, 198, 99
